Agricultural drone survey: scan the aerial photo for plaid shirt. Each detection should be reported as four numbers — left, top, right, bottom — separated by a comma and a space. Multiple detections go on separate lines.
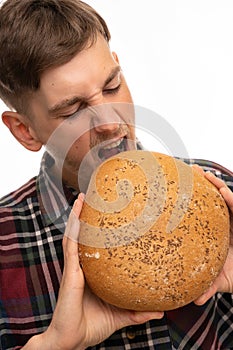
0, 152, 233, 350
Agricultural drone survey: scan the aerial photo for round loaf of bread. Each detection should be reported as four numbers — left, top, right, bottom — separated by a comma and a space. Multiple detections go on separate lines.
78, 150, 230, 311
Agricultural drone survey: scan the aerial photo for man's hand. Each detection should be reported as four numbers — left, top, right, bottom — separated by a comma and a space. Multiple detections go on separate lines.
27, 193, 164, 350
192, 168, 233, 306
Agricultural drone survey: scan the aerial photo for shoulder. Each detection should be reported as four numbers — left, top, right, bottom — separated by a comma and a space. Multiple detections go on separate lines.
0, 176, 38, 225
0, 176, 37, 206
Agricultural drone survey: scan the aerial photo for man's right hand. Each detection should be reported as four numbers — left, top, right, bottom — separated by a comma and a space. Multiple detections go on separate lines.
23, 193, 164, 350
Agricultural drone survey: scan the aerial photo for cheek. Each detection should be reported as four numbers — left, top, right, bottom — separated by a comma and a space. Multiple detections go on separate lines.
31, 120, 62, 145
65, 134, 90, 165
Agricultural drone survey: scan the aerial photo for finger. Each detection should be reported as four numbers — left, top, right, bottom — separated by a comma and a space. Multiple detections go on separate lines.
62, 193, 85, 272
204, 172, 233, 212
116, 309, 164, 330
64, 193, 85, 243
205, 171, 227, 191
62, 234, 84, 289
73, 193, 85, 219
193, 283, 218, 306
220, 187, 233, 212
192, 164, 205, 176
129, 310, 164, 324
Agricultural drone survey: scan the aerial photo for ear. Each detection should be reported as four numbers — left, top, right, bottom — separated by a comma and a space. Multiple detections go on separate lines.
2, 111, 42, 152
112, 51, 120, 64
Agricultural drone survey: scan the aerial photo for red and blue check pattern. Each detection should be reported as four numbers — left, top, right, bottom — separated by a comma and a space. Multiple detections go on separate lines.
0, 152, 233, 350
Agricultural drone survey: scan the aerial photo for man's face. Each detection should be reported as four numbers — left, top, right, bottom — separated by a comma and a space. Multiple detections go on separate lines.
28, 35, 136, 190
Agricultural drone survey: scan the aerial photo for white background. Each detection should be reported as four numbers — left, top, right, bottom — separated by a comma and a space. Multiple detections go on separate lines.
0, 0, 232, 197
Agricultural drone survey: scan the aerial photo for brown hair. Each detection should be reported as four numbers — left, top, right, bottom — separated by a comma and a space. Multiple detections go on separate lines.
0, 0, 111, 115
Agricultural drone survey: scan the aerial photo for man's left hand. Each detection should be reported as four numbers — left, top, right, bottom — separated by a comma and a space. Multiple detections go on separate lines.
192, 168, 233, 305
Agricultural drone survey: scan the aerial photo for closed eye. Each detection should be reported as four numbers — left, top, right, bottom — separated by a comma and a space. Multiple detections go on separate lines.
59, 102, 87, 119
103, 83, 121, 95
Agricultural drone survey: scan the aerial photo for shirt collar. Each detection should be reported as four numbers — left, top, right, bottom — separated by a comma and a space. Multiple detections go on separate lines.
36, 152, 78, 227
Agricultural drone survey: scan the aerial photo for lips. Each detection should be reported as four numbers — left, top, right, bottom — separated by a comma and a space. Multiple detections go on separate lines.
98, 137, 128, 160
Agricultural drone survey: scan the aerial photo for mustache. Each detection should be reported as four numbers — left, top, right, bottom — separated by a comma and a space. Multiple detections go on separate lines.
89, 124, 129, 149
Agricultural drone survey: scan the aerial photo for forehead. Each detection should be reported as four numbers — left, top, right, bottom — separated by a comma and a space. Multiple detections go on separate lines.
39, 36, 117, 103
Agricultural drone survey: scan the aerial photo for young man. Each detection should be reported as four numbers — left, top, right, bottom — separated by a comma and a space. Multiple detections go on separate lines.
0, 1, 232, 349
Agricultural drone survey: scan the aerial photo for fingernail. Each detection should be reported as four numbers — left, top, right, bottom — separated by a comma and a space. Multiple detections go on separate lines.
79, 192, 85, 201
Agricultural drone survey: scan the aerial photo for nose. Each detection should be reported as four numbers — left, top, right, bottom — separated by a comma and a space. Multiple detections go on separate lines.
91, 104, 121, 133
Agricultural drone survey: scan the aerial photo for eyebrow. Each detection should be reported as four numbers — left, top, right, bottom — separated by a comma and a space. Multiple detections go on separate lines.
48, 65, 121, 114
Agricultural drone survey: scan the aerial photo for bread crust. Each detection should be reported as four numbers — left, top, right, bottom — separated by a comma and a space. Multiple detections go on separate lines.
79, 151, 230, 311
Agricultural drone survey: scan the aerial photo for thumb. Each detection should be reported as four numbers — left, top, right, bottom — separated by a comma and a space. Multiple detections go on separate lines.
62, 193, 85, 273
64, 193, 85, 243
